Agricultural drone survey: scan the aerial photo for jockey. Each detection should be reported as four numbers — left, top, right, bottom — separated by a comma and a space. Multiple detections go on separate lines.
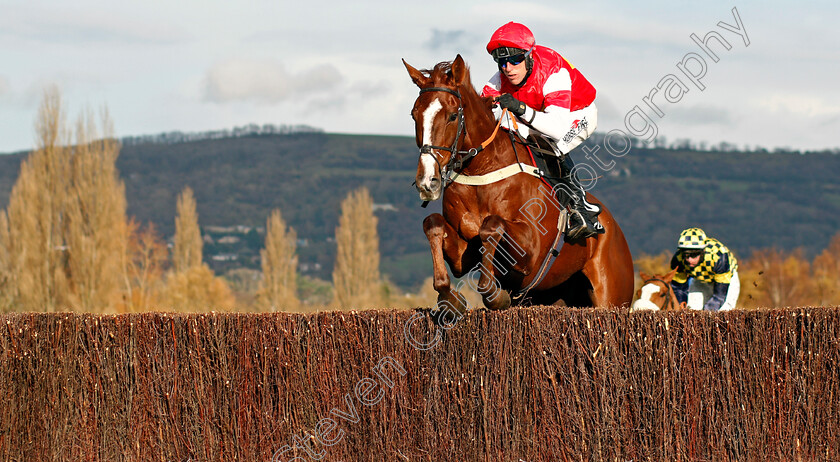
669, 227, 741, 311
480, 22, 602, 240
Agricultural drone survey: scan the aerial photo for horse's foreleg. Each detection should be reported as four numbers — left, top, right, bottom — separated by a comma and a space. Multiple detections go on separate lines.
476, 216, 539, 310
423, 214, 471, 316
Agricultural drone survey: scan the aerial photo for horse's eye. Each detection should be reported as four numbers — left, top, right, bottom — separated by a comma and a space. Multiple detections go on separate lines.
448, 113, 458, 122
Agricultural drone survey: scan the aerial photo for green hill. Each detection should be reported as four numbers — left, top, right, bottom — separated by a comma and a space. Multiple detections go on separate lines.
1, 131, 838, 291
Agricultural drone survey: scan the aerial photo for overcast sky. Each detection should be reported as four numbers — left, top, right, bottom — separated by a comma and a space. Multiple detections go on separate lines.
1, 0, 838, 154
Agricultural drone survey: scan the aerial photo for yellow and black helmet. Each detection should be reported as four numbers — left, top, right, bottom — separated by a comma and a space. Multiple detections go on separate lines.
677, 227, 708, 250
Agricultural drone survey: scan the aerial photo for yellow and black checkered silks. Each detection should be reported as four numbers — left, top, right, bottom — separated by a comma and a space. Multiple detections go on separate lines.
677, 227, 707, 249
673, 237, 738, 284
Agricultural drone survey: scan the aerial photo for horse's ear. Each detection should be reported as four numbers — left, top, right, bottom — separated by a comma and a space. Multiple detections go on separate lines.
664, 267, 679, 282
639, 271, 650, 282
403, 59, 430, 88
451, 54, 469, 86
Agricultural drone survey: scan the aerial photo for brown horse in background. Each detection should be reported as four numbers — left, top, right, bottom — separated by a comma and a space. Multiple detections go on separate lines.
631, 268, 684, 312
403, 55, 633, 313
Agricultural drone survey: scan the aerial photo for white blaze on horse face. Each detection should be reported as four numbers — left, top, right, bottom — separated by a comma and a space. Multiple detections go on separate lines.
418, 98, 443, 198
630, 283, 662, 312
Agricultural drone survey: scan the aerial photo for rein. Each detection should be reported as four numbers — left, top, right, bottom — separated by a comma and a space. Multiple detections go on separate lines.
642, 277, 675, 311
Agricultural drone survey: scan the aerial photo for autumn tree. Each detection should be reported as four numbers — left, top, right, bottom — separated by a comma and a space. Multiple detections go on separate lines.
0, 88, 129, 312
63, 108, 128, 311
0, 212, 14, 311
161, 265, 236, 312
633, 251, 673, 276
161, 187, 235, 311
255, 209, 299, 311
122, 220, 169, 312
739, 248, 815, 308
631, 250, 672, 290
1, 90, 71, 311
812, 232, 840, 306
172, 187, 203, 272
332, 187, 383, 309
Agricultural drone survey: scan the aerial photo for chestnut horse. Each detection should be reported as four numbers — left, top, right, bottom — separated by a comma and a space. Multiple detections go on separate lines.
630, 268, 683, 312
404, 55, 633, 313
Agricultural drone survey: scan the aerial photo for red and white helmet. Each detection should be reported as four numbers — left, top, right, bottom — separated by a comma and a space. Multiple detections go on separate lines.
486, 22, 536, 56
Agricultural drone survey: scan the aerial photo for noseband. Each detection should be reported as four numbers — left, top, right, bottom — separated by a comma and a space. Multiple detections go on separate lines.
417, 87, 480, 188
642, 277, 675, 311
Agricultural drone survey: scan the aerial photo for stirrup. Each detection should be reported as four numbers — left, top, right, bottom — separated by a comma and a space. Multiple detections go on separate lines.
566, 209, 604, 240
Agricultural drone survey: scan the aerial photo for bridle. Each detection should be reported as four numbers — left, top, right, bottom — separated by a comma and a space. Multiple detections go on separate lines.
417, 86, 477, 188
642, 277, 676, 311
416, 86, 508, 194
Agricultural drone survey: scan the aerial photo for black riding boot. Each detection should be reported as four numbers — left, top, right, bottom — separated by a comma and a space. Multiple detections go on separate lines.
559, 155, 604, 240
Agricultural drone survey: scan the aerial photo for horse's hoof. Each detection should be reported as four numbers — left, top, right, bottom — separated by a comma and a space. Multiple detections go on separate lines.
484, 290, 511, 311
431, 309, 457, 327
432, 290, 468, 327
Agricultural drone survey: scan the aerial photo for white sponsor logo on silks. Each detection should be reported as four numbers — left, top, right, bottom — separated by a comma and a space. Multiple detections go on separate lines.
562, 117, 588, 143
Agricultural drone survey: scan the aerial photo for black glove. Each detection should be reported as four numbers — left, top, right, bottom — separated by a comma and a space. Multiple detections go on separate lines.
497, 94, 527, 117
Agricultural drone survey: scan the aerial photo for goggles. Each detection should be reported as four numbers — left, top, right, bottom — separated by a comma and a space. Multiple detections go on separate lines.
491, 46, 529, 68
682, 249, 704, 258
495, 54, 527, 68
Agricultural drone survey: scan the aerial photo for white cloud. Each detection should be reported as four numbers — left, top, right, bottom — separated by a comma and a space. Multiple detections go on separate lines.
348, 80, 392, 99
424, 29, 469, 51
1, 1, 839, 152
203, 59, 344, 104
666, 105, 733, 126
0, 6, 186, 46
468, 2, 569, 24
468, 1, 689, 49
756, 94, 840, 119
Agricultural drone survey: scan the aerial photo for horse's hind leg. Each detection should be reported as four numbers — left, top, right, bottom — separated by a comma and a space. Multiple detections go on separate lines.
581, 212, 635, 308
423, 213, 473, 316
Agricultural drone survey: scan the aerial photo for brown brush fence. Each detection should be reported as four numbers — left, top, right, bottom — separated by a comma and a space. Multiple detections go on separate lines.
1, 307, 839, 461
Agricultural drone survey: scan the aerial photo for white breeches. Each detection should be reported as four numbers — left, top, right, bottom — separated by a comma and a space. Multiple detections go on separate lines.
687, 270, 740, 311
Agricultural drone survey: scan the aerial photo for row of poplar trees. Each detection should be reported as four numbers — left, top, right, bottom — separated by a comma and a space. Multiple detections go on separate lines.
0, 89, 386, 313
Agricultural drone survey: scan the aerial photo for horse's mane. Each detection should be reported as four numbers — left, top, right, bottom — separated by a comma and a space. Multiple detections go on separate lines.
422, 60, 496, 126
